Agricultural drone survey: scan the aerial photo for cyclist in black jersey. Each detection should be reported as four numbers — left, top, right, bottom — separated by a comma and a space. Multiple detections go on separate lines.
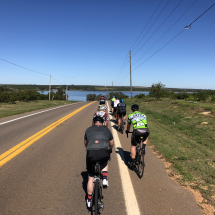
84, 116, 114, 208
116, 99, 126, 130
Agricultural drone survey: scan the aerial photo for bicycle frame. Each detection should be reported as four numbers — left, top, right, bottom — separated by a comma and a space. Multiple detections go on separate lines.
91, 163, 104, 215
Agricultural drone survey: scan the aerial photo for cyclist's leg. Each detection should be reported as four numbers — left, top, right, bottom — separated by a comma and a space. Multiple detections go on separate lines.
118, 113, 122, 128
130, 131, 137, 165
87, 176, 94, 195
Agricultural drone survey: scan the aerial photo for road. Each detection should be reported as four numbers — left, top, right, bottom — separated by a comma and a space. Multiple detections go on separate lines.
0, 101, 202, 214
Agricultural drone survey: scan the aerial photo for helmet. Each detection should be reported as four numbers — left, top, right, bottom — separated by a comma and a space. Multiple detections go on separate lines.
131, 104, 139, 111
113, 96, 115, 98
93, 115, 104, 123
116, 97, 119, 100
98, 105, 106, 111
120, 99, 124, 103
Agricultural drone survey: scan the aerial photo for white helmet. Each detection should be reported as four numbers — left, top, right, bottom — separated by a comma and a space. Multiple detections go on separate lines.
98, 105, 106, 111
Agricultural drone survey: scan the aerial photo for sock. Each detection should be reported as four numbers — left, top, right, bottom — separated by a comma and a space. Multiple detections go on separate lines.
102, 171, 108, 180
88, 194, 92, 201
143, 144, 146, 153
131, 158, 135, 164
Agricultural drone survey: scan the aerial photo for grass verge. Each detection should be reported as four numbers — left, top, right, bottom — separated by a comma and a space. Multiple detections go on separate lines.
125, 98, 215, 209
0, 100, 79, 118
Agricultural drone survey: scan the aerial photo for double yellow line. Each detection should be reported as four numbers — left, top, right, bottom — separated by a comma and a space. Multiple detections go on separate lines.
0, 102, 96, 167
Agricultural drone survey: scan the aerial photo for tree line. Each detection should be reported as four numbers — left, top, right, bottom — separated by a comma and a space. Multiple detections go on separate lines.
0, 87, 66, 103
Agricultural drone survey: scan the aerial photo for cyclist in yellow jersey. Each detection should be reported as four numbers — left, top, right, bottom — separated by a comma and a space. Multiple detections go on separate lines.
111, 96, 116, 114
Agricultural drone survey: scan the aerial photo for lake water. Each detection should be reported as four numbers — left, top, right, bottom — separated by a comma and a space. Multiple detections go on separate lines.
39, 91, 149, 102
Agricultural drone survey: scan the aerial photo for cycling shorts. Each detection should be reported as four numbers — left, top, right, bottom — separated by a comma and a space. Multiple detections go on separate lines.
111, 101, 114, 108
131, 128, 150, 146
118, 109, 126, 118
86, 149, 110, 177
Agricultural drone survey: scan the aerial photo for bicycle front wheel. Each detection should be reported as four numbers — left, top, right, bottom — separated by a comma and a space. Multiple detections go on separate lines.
137, 148, 145, 178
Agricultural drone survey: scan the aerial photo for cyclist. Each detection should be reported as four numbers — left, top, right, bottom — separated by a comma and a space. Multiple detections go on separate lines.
116, 99, 126, 131
113, 97, 120, 117
99, 95, 105, 105
84, 115, 114, 208
93, 105, 109, 127
111, 96, 116, 114
126, 104, 150, 167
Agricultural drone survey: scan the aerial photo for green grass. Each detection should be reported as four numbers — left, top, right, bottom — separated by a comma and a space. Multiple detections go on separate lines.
0, 100, 79, 118
125, 98, 215, 206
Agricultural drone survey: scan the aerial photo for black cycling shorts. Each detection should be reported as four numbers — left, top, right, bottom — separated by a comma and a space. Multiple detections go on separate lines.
131, 128, 150, 146
118, 110, 126, 118
86, 149, 110, 177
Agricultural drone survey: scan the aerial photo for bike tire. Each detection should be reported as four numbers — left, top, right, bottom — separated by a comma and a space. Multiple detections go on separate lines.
138, 149, 145, 178
94, 180, 99, 215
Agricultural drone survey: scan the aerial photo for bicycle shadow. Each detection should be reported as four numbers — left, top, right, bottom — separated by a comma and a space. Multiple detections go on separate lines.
81, 171, 88, 200
115, 147, 133, 170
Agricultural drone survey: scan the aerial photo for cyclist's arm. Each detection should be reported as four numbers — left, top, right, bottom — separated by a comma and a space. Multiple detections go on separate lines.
109, 139, 114, 151
84, 139, 88, 148
127, 123, 131, 132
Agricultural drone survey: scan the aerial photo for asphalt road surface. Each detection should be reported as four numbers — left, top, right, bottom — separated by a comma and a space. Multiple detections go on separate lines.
0, 101, 202, 215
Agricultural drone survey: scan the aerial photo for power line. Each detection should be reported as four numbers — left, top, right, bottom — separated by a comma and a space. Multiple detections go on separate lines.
184, 3, 215, 29
132, 0, 170, 54
130, 0, 163, 51
0, 57, 49, 76
133, 0, 184, 58
132, 0, 197, 67
0, 57, 67, 85
114, 53, 129, 83
133, 29, 185, 72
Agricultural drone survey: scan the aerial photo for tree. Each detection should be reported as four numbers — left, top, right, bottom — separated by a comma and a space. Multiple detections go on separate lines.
149, 82, 165, 99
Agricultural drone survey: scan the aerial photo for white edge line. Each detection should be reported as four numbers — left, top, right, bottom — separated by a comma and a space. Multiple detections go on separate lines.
0, 102, 84, 126
107, 101, 140, 215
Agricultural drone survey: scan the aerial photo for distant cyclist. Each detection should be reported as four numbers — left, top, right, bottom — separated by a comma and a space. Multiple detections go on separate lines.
100, 95, 105, 105
126, 104, 150, 167
116, 99, 126, 130
84, 116, 114, 208
93, 105, 109, 127
113, 97, 120, 116
111, 96, 116, 114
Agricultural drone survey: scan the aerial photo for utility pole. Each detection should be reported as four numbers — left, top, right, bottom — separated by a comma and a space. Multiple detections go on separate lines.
66, 85, 68, 100
130, 51, 132, 101
49, 75, 51, 101
112, 81, 113, 92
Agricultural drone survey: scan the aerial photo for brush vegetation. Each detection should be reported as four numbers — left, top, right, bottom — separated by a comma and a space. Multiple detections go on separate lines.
0, 100, 78, 118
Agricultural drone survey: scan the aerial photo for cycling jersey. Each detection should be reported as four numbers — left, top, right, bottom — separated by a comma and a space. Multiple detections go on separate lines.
111, 98, 116, 102
127, 111, 148, 129
114, 99, 120, 107
117, 102, 126, 114
93, 111, 109, 122
84, 125, 113, 151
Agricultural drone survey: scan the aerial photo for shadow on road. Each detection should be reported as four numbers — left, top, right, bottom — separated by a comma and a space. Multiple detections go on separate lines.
81, 171, 88, 199
115, 147, 133, 170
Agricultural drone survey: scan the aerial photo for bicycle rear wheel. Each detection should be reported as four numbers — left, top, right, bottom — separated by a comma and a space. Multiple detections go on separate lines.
137, 148, 145, 178
93, 180, 99, 215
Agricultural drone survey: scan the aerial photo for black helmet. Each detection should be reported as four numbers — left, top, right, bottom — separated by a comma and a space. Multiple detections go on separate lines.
93, 115, 104, 123
131, 104, 139, 111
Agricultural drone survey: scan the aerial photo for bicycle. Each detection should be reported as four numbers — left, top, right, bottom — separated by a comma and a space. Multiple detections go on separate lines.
126, 131, 145, 178
91, 162, 104, 215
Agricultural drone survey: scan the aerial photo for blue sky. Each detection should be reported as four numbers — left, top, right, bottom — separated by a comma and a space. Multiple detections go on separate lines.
0, 0, 215, 89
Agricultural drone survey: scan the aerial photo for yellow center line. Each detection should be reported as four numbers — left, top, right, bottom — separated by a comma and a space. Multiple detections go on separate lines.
0, 101, 96, 167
